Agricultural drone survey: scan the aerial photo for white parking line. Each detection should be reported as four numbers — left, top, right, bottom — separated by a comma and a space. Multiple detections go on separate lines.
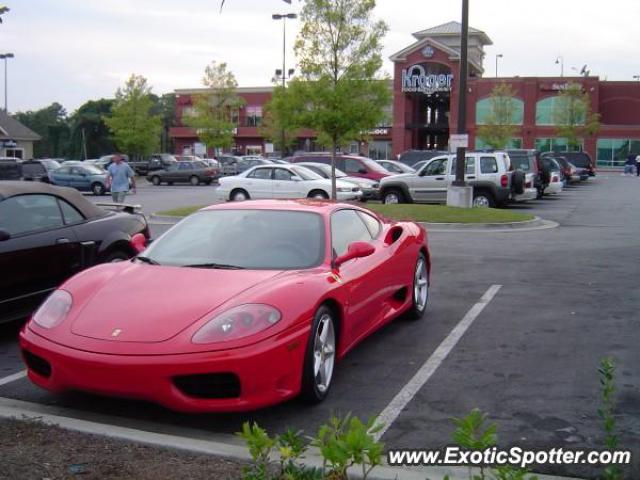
373, 284, 502, 441
0, 370, 27, 387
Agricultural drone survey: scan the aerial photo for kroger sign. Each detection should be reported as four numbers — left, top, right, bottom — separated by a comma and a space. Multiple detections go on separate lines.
401, 64, 453, 94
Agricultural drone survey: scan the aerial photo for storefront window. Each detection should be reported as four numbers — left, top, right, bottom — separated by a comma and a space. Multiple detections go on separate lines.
536, 97, 559, 125
536, 96, 586, 126
475, 137, 522, 150
596, 138, 640, 167
245, 106, 262, 127
368, 141, 393, 160
535, 137, 582, 153
475, 97, 524, 125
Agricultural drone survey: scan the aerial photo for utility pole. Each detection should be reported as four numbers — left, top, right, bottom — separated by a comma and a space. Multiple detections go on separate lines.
453, 0, 469, 188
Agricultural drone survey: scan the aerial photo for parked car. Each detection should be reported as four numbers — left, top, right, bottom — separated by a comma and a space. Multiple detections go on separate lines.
398, 150, 448, 167
217, 164, 361, 201
0, 181, 149, 324
237, 158, 274, 173
538, 157, 563, 195
507, 149, 544, 198
376, 160, 416, 174
289, 153, 390, 182
411, 159, 430, 172
0, 157, 22, 180
146, 160, 219, 186
19, 199, 430, 411
543, 151, 595, 177
295, 162, 380, 200
21, 159, 62, 183
50, 164, 110, 196
380, 151, 533, 207
128, 154, 178, 175
548, 156, 580, 185
218, 155, 243, 176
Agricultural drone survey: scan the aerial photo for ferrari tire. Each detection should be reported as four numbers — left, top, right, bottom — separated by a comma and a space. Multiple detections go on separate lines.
301, 305, 336, 403
406, 253, 429, 320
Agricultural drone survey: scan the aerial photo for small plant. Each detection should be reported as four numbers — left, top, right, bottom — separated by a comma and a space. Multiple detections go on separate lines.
451, 409, 536, 480
598, 357, 622, 480
313, 414, 384, 480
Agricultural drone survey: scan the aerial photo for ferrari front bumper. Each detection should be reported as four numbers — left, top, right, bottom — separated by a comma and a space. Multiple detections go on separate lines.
19, 323, 310, 413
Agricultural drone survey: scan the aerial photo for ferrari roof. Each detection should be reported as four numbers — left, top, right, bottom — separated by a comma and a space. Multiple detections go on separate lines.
202, 199, 350, 214
0, 181, 108, 219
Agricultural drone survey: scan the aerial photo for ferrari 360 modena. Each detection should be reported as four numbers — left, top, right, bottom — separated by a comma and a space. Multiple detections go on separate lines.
20, 200, 430, 412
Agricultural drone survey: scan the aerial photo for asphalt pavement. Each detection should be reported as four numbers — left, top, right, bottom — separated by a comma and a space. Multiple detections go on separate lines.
1, 173, 638, 479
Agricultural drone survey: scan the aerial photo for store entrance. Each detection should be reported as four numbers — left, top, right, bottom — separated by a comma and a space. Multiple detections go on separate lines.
413, 91, 450, 150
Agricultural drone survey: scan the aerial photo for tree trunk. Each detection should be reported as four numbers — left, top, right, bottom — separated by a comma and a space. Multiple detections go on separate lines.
331, 139, 338, 200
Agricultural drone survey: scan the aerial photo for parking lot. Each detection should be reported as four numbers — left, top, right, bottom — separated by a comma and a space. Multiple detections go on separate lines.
1, 173, 638, 479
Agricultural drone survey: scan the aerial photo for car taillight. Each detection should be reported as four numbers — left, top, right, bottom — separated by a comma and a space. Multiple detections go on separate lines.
500, 174, 508, 188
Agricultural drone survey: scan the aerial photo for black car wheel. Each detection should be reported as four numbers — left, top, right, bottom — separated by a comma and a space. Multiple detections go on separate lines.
308, 190, 329, 200
301, 304, 336, 403
383, 189, 405, 204
91, 182, 106, 196
472, 190, 496, 208
230, 189, 250, 201
190, 176, 199, 186
103, 249, 130, 263
151, 176, 161, 186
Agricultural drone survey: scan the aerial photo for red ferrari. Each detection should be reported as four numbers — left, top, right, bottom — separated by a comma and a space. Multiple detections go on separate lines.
20, 200, 430, 412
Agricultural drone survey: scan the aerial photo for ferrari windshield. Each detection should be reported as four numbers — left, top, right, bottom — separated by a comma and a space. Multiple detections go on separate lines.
142, 209, 325, 269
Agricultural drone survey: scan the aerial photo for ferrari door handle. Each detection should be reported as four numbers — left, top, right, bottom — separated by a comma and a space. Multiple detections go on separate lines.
56, 238, 71, 244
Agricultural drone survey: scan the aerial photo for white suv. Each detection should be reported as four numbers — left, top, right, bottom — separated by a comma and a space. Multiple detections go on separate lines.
380, 151, 536, 207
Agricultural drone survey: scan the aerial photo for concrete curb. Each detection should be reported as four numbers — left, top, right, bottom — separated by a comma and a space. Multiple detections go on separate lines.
0, 396, 580, 480
150, 213, 559, 233
421, 216, 559, 233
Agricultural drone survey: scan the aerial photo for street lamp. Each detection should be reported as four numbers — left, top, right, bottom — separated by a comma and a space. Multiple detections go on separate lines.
555, 56, 564, 77
0, 53, 14, 112
272, 12, 297, 156
495, 54, 503, 77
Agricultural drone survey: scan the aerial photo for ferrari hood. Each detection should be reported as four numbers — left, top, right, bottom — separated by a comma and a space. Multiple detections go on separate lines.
70, 263, 283, 343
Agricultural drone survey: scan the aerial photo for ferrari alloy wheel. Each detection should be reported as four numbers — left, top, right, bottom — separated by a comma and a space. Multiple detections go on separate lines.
407, 253, 428, 319
301, 305, 336, 402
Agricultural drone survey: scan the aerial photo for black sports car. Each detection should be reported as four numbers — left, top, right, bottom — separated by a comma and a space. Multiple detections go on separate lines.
0, 181, 149, 323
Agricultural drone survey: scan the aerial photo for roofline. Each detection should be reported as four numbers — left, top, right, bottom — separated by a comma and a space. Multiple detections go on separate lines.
175, 86, 275, 95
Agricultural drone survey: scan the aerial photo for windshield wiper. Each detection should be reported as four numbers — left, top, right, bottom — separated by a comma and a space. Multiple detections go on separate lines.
136, 256, 160, 265
183, 263, 245, 270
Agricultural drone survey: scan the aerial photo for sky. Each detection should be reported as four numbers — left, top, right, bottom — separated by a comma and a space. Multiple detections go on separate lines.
3, 0, 640, 114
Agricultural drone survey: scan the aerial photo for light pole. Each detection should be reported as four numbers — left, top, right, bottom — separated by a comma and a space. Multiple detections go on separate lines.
555, 56, 564, 77
0, 53, 14, 112
272, 13, 297, 157
495, 53, 503, 77
453, 0, 469, 189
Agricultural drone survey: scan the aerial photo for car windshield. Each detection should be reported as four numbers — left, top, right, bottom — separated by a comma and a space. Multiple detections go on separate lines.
359, 157, 389, 173
81, 165, 105, 175
41, 160, 61, 170
142, 209, 325, 270
302, 164, 347, 179
290, 166, 323, 180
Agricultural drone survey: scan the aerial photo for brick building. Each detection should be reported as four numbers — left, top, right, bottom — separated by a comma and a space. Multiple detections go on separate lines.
170, 21, 640, 167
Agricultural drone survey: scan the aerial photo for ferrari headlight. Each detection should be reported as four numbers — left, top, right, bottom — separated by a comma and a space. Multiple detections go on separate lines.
33, 290, 72, 329
191, 304, 281, 344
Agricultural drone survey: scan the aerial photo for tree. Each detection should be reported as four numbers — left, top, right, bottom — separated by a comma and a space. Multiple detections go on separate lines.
66, 99, 116, 159
553, 83, 600, 150
14, 103, 69, 158
475, 83, 520, 149
260, 86, 302, 155
105, 74, 162, 159
293, 0, 391, 199
150, 93, 176, 153
182, 61, 244, 154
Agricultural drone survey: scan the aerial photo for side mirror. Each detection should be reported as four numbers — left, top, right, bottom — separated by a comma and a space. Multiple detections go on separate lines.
0, 229, 10, 242
130, 233, 147, 253
334, 241, 375, 268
